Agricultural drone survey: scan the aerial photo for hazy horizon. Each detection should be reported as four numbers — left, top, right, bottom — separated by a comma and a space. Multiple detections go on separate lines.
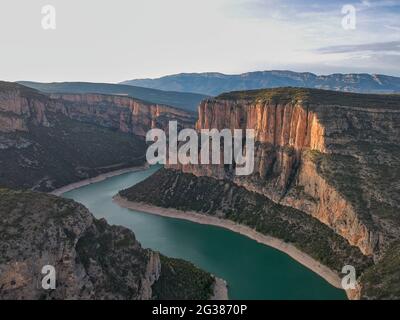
9, 67, 400, 85
1, 0, 400, 83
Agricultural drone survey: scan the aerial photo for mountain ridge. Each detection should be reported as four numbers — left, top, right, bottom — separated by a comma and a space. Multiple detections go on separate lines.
121, 70, 400, 96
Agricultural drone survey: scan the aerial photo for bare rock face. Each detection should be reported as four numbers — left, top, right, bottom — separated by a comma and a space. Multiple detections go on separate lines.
49, 93, 195, 136
0, 84, 50, 132
0, 81, 195, 192
0, 81, 195, 135
169, 88, 400, 260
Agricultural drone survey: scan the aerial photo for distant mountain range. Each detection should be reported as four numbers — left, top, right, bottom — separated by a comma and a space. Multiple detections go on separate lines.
18, 81, 208, 112
120, 71, 400, 96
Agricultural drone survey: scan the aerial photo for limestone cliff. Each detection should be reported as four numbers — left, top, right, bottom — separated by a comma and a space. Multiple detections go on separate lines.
0, 81, 195, 135
49, 93, 195, 136
0, 81, 195, 191
169, 88, 400, 260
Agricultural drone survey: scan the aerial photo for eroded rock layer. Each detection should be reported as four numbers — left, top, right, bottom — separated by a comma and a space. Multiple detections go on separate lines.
169, 88, 400, 260
0, 82, 195, 191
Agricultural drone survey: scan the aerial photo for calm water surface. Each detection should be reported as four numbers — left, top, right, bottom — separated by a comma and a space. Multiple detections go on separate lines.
63, 166, 346, 300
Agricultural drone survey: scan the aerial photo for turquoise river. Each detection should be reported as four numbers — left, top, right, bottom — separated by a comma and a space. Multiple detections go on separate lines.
63, 165, 346, 300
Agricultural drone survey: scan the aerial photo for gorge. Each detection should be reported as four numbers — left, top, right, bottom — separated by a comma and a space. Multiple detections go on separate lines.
1, 82, 399, 300
0, 82, 219, 300
0, 81, 194, 191
119, 88, 400, 299
61, 165, 347, 299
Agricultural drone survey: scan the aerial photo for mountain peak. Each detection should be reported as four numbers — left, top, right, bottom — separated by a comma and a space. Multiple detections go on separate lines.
120, 70, 400, 96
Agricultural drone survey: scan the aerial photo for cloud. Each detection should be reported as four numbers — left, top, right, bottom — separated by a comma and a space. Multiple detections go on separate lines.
385, 25, 400, 32
316, 41, 400, 54
1, 0, 400, 81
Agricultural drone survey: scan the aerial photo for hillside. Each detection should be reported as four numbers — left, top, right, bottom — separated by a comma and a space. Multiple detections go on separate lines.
18, 81, 208, 112
0, 81, 219, 300
0, 81, 194, 191
120, 87, 400, 299
121, 71, 400, 96
120, 169, 372, 274
0, 188, 216, 300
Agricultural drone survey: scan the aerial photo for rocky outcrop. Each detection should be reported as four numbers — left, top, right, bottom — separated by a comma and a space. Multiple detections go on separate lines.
0, 81, 195, 192
0, 81, 195, 135
168, 88, 400, 259
50, 93, 195, 136
0, 85, 50, 132
283, 156, 375, 256
0, 188, 216, 300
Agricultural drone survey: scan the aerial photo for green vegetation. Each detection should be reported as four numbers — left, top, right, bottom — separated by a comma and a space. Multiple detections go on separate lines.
0, 188, 216, 300
304, 144, 400, 232
304, 150, 372, 225
152, 255, 215, 300
0, 115, 146, 191
120, 169, 372, 274
360, 241, 400, 300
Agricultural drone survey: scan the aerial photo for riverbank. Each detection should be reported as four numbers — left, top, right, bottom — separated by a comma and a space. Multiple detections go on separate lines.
211, 277, 229, 300
50, 165, 149, 196
113, 195, 345, 292
50, 165, 230, 300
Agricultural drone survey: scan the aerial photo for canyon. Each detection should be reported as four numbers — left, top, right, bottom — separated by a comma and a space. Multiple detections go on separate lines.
170, 88, 400, 258
0, 81, 195, 191
0, 81, 218, 300
126, 88, 400, 299
0, 82, 195, 137
19, 81, 207, 113
0, 188, 217, 300
1, 81, 399, 299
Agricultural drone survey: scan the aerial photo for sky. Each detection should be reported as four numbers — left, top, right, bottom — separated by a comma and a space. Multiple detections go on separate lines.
0, 0, 399, 82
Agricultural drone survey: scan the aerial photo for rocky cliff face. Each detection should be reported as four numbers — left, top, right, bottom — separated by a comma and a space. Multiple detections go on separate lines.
0, 82, 195, 191
49, 93, 195, 136
0, 84, 50, 132
0, 188, 216, 300
169, 88, 400, 260
0, 82, 195, 135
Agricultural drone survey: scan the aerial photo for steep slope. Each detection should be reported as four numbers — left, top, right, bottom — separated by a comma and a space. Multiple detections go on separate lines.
0, 188, 216, 300
121, 71, 400, 96
120, 169, 372, 275
121, 88, 400, 299
173, 88, 400, 258
0, 81, 221, 300
0, 81, 195, 191
47, 92, 195, 136
18, 81, 207, 112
